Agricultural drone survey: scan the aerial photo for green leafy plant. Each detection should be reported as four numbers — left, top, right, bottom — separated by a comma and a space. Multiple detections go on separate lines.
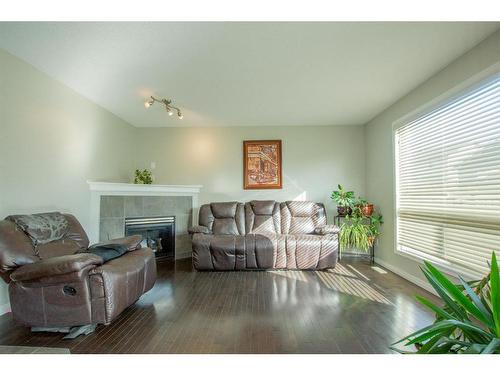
368, 213, 384, 238
339, 205, 383, 251
134, 169, 153, 184
355, 196, 368, 206
391, 252, 500, 354
331, 184, 355, 207
339, 215, 371, 252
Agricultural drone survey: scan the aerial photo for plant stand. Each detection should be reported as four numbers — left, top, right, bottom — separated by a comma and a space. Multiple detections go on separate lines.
334, 215, 375, 265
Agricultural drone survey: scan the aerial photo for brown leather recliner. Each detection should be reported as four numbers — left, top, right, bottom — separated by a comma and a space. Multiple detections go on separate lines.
0, 213, 156, 328
189, 200, 339, 271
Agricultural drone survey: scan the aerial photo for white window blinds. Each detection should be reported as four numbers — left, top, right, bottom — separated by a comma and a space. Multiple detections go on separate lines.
395, 75, 500, 277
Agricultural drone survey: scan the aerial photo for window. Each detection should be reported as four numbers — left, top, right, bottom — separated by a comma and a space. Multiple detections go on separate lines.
395, 75, 500, 277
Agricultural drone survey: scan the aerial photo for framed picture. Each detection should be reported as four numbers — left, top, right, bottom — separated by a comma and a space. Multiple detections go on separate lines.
243, 140, 282, 189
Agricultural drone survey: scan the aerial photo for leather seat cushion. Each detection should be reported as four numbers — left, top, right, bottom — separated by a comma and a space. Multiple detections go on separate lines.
287, 234, 338, 269
191, 234, 274, 270
89, 248, 156, 324
192, 232, 337, 270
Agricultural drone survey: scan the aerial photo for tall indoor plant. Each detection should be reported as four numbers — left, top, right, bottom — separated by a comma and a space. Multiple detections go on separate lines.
391, 252, 500, 354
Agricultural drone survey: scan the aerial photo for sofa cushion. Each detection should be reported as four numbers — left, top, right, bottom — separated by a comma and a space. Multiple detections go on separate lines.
0, 220, 39, 272
89, 248, 156, 324
213, 218, 239, 235
289, 216, 316, 235
7, 212, 69, 246
285, 201, 318, 217
250, 200, 276, 215
285, 234, 337, 269
245, 200, 281, 234
191, 233, 274, 270
211, 202, 238, 218
199, 202, 245, 235
281, 201, 327, 234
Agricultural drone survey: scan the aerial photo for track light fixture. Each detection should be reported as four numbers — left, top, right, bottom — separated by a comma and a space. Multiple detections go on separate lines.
144, 96, 183, 120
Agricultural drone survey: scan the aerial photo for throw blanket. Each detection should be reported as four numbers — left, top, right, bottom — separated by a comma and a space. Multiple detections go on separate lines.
8, 212, 69, 246
87, 243, 128, 262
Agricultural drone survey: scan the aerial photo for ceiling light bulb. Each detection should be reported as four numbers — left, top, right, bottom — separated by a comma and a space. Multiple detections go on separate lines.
167, 109, 173, 116
144, 100, 151, 108
178, 113, 183, 120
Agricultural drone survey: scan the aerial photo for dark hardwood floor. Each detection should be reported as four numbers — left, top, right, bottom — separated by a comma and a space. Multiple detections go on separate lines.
0, 258, 437, 354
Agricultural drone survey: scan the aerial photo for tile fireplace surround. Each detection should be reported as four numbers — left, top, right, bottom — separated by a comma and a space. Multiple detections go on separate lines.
88, 181, 202, 259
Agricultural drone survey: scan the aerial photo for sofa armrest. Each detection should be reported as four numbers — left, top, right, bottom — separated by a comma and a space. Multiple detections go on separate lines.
314, 225, 340, 235
10, 253, 103, 282
90, 234, 143, 252
188, 225, 211, 235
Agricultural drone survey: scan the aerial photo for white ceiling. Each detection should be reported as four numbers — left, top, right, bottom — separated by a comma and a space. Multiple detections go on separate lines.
0, 22, 498, 127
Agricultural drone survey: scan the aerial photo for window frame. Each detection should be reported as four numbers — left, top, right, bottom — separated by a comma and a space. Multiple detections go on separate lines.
392, 64, 500, 279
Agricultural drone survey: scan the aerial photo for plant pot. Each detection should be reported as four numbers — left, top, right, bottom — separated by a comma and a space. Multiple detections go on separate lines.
337, 206, 353, 216
361, 203, 374, 217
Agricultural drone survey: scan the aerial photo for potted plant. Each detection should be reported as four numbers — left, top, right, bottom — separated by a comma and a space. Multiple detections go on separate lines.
356, 197, 375, 217
134, 169, 153, 184
339, 215, 371, 252
340, 209, 383, 251
391, 252, 500, 354
368, 213, 383, 247
331, 184, 355, 216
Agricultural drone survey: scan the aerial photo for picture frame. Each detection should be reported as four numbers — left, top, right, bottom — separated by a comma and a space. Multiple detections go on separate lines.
243, 140, 282, 189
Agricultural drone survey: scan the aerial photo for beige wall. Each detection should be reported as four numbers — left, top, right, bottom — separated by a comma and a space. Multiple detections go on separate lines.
365, 30, 500, 289
136, 125, 366, 221
0, 49, 137, 308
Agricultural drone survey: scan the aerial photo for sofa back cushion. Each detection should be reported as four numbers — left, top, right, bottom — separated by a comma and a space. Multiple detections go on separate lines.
245, 200, 281, 234
7, 212, 69, 246
280, 201, 327, 234
0, 220, 39, 272
199, 202, 245, 235
0, 213, 90, 272
32, 214, 89, 259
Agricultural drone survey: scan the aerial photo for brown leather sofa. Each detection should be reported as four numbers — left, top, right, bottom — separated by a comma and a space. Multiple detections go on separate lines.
0, 213, 156, 328
189, 200, 339, 270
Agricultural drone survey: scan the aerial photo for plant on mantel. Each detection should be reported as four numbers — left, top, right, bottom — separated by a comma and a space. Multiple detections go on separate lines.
134, 169, 153, 184
391, 252, 500, 354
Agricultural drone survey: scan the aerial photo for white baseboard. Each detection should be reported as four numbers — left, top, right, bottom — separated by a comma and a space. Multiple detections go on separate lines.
375, 258, 437, 296
0, 302, 11, 316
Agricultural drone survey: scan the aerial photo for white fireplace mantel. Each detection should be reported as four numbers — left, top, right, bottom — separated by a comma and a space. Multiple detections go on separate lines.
87, 181, 202, 243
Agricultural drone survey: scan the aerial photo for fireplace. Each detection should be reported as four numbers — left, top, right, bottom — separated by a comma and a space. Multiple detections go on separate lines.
125, 216, 175, 259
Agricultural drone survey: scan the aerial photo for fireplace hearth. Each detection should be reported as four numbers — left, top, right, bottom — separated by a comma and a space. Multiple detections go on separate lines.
125, 216, 175, 259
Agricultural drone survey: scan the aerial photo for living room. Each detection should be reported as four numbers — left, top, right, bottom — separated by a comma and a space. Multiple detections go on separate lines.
1, 0, 499, 371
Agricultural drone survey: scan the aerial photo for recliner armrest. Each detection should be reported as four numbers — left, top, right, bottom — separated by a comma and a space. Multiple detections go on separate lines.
188, 225, 211, 235
314, 225, 340, 235
10, 253, 103, 282
90, 234, 143, 252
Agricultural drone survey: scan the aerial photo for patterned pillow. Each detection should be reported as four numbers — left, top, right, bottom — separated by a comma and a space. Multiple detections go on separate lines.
8, 212, 69, 246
